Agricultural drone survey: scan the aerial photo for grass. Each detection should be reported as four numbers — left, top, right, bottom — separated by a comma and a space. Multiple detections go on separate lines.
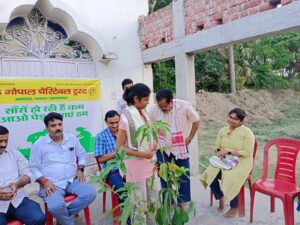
198, 99, 300, 184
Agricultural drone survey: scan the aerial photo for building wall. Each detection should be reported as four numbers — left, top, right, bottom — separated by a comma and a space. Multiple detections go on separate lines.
0, 0, 150, 120
139, 0, 297, 50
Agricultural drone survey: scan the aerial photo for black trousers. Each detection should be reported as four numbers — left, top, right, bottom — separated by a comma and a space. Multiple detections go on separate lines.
210, 171, 238, 208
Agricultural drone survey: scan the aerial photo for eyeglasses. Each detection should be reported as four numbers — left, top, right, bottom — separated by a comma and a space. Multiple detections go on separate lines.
228, 115, 240, 121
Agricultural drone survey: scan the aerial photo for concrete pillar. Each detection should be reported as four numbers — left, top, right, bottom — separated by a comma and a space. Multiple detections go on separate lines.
172, 0, 199, 174
142, 64, 155, 103
175, 53, 198, 175
175, 54, 196, 105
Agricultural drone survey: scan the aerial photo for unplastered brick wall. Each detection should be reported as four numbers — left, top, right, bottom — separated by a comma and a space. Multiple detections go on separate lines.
138, 0, 296, 49
138, 5, 173, 50
184, 0, 296, 35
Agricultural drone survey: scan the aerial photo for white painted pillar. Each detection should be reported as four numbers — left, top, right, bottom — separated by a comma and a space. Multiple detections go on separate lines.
175, 53, 196, 105
142, 64, 155, 103
175, 53, 199, 175
173, 0, 199, 174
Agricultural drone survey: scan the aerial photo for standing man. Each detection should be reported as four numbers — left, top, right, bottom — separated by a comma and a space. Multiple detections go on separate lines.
29, 112, 96, 225
117, 78, 133, 114
0, 125, 46, 225
149, 88, 200, 210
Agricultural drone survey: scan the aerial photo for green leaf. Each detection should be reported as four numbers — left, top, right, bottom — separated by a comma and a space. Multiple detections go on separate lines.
159, 163, 168, 182
133, 125, 146, 143
148, 202, 156, 213
120, 162, 127, 174
155, 208, 164, 225
120, 198, 133, 225
150, 166, 156, 191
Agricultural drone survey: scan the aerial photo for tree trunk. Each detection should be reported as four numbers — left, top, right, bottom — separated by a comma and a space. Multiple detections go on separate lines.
229, 45, 236, 94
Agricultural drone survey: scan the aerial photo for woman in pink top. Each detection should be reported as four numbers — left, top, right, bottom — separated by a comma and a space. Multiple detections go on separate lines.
116, 83, 156, 222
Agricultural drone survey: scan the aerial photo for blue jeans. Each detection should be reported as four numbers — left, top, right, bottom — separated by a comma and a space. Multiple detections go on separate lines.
106, 169, 126, 203
39, 179, 97, 225
210, 171, 238, 208
0, 197, 46, 225
106, 170, 131, 225
156, 151, 191, 204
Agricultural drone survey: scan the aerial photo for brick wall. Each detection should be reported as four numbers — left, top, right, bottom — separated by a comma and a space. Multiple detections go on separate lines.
138, 5, 173, 50
139, 0, 296, 50
184, 0, 295, 35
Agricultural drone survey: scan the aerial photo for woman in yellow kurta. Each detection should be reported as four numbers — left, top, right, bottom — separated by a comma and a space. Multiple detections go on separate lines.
200, 108, 255, 218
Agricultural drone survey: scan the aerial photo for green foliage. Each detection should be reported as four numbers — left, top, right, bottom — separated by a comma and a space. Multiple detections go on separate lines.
292, 76, 300, 90
195, 50, 226, 92
152, 31, 300, 93
133, 120, 170, 144
250, 64, 290, 89
152, 60, 175, 92
93, 120, 194, 225
148, 0, 172, 13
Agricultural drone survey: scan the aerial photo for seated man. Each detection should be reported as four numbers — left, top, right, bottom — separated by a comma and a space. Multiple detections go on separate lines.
0, 125, 46, 225
29, 112, 96, 225
94, 110, 125, 201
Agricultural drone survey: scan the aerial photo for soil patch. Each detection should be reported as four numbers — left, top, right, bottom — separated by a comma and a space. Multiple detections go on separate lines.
196, 89, 300, 125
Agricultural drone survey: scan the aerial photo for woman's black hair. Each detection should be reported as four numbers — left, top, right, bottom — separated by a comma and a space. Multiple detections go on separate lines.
105, 110, 120, 121
44, 112, 63, 126
229, 108, 246, 121
123, 83, 150, 105
156, 88, 173, 104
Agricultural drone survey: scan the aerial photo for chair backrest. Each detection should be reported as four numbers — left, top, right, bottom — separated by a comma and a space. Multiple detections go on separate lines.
262, 138, 300, 184
95, 157, 102, 172
7, 220, 23, 225
249, 138, 258, 178
253, 138, 258, 162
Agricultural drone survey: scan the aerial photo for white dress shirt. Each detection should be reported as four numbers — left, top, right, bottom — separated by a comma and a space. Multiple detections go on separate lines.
29, 133, 87, 189
0, 149, 32, 213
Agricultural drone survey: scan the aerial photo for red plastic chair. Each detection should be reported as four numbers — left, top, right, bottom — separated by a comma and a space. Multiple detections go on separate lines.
44, 194, 91, 225
96, 158, 121, 225
250, 138, 300, 225
7, 220, 23, 225
210, 139, 258, 217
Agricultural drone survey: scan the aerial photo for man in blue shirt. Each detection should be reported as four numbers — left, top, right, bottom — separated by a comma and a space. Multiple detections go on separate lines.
29, 112, 96, 225
94, 110, 125, 202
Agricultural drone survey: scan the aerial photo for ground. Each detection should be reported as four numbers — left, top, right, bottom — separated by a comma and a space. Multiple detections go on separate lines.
24, 89, 300, 224
26, 175, 300, 225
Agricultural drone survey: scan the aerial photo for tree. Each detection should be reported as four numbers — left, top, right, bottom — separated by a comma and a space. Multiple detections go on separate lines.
229, 45, 236, 94
195, 50, 227, 92
152, 60, 176, 92
152, 31, 300, 93
148, 0, 172, 13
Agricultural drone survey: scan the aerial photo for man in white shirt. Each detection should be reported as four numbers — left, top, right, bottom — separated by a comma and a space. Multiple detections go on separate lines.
0, 125, 46, 225
116, 78, 133, 114
29, 112, 96, 225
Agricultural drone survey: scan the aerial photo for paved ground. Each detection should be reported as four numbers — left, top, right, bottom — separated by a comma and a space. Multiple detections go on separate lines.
25, 174, 300, 225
